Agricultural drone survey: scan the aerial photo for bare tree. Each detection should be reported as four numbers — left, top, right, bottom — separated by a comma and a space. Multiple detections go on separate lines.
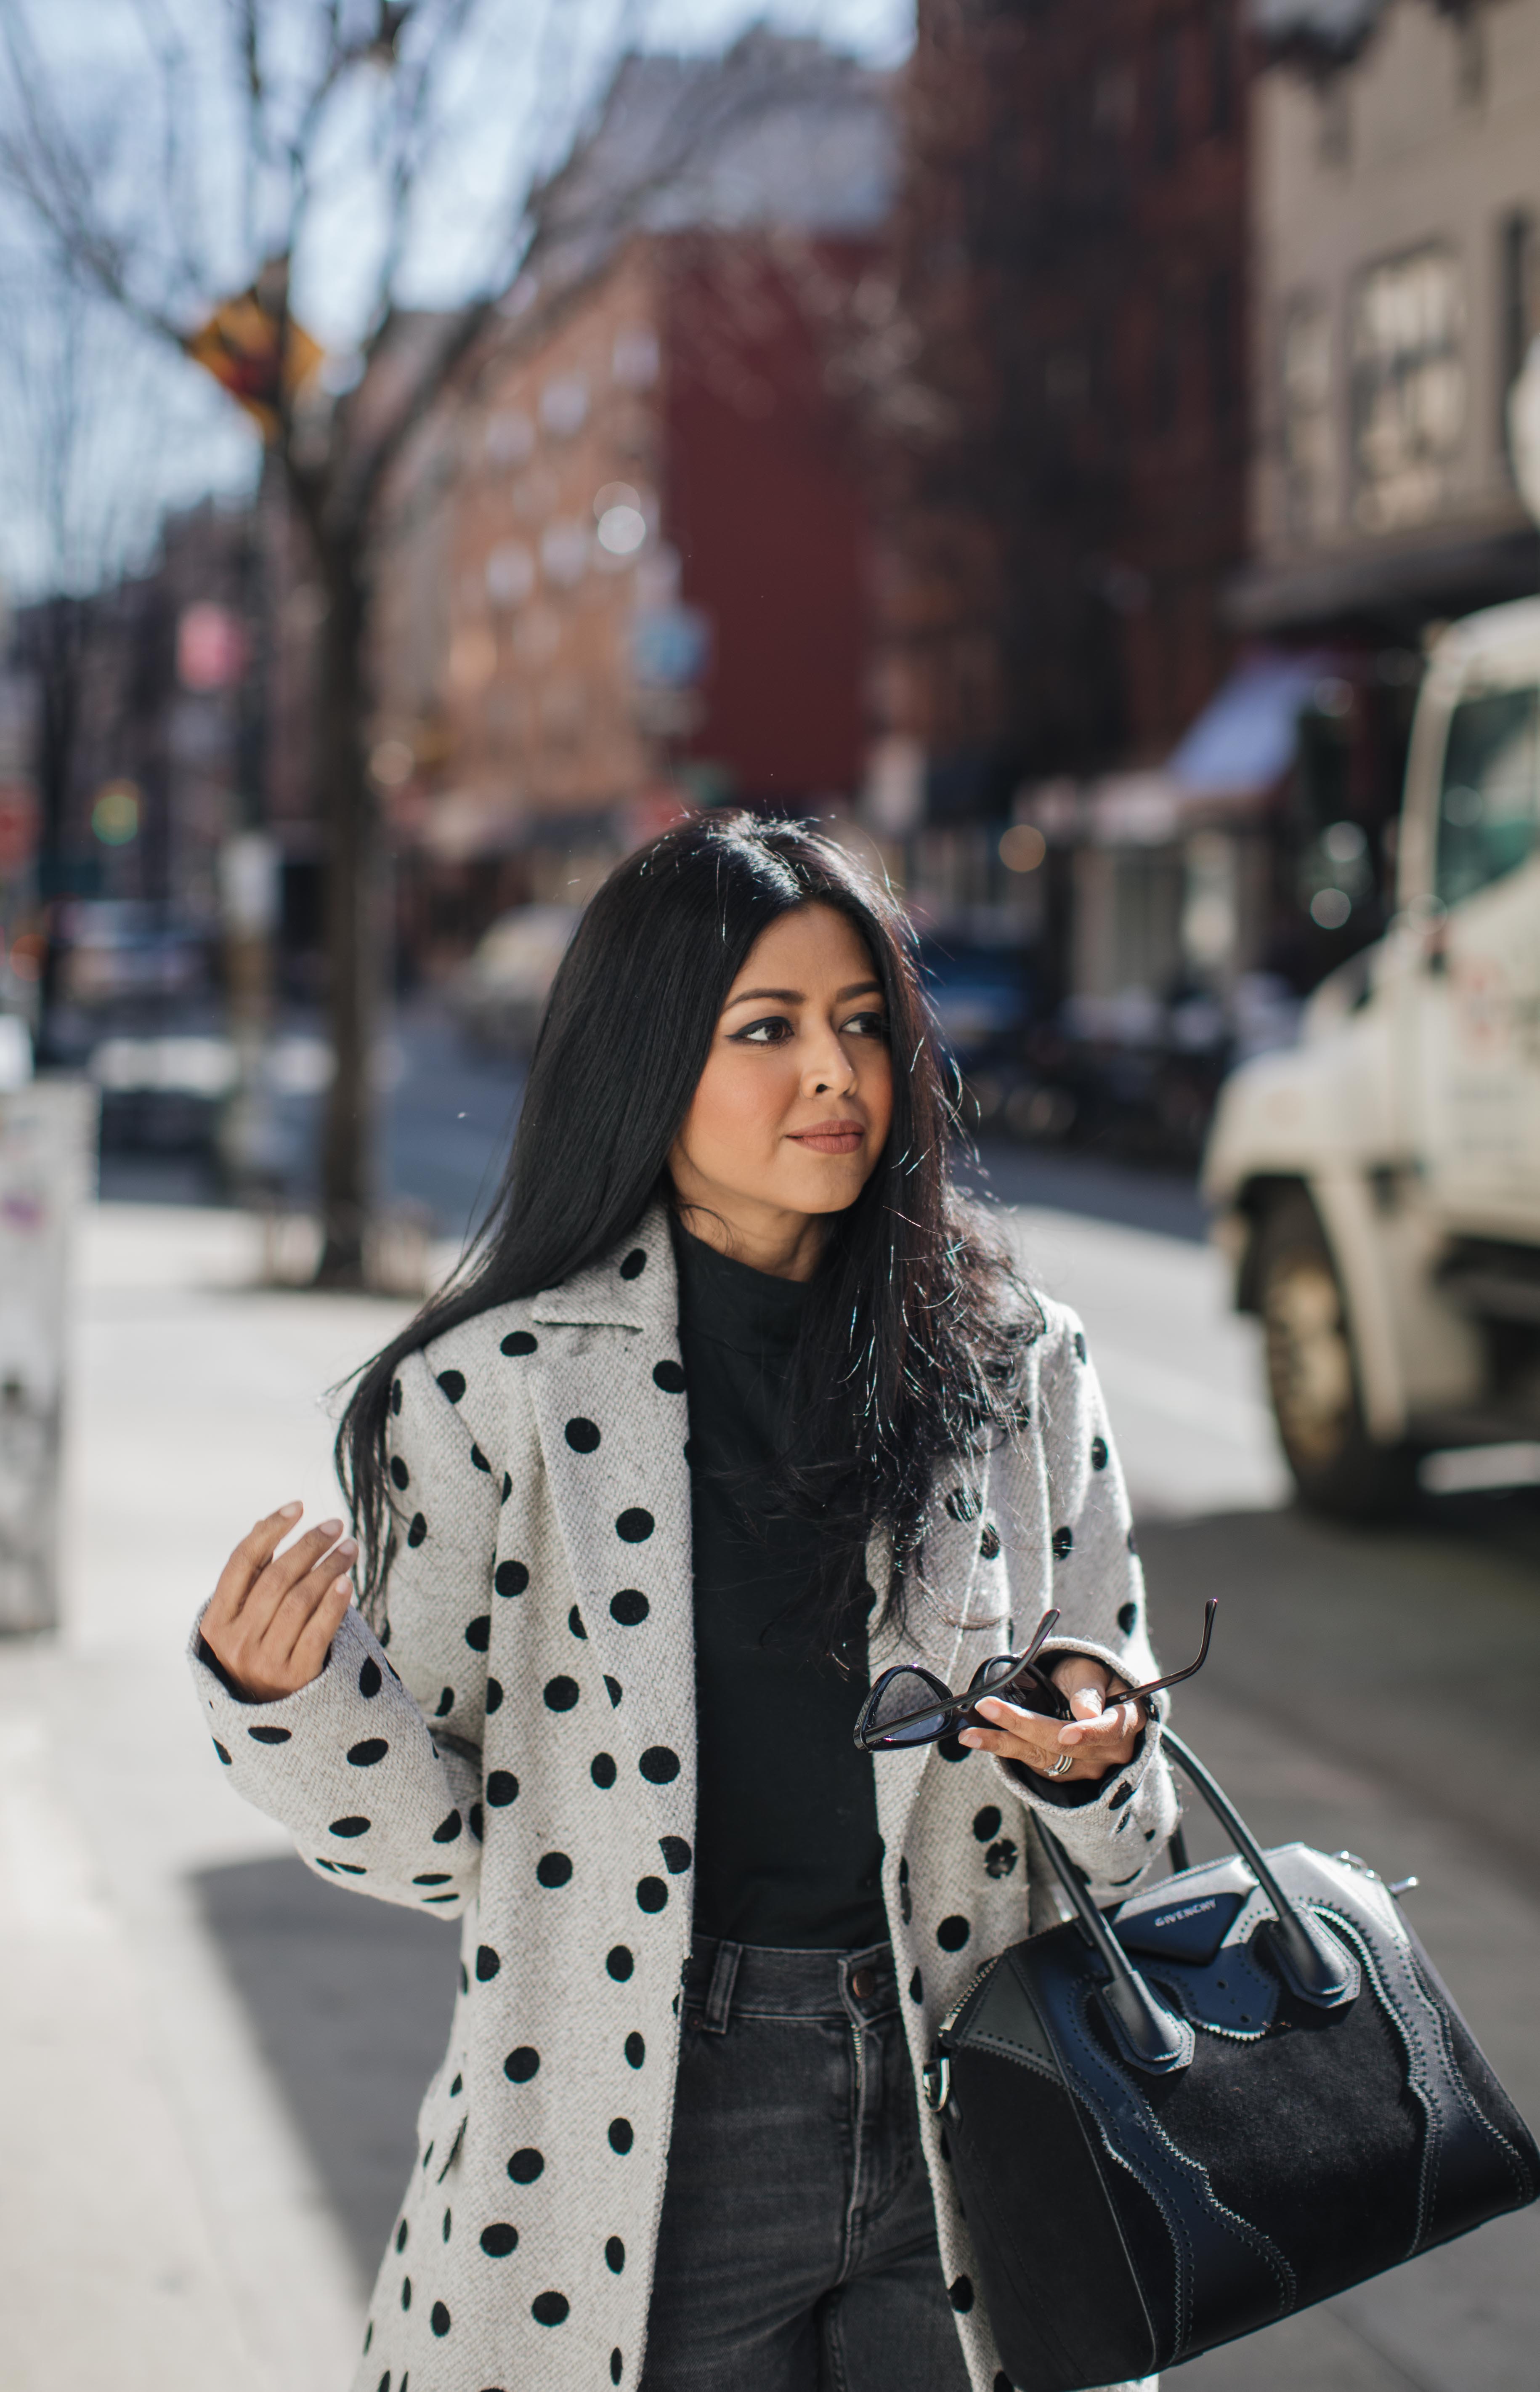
0, 0, 828, 1280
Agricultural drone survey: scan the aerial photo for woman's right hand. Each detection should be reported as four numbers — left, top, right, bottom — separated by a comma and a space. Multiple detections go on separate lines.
201, 1502, 357, 1704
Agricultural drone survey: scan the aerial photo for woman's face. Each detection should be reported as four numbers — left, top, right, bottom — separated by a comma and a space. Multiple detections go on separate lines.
668, 903, 895, 1276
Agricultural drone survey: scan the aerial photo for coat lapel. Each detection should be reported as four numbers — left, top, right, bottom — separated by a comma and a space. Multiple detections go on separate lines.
525, 1204, 696, 1799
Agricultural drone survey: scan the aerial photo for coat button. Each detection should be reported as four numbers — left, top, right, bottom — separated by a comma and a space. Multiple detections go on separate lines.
850, 1966, 876, 2000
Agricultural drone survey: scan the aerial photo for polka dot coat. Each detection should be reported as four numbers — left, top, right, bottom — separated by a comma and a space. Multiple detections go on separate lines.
190, 1202, 1175, 2392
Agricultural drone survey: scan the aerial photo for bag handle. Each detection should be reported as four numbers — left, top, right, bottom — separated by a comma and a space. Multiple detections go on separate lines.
1034, 1726, 1356, 2074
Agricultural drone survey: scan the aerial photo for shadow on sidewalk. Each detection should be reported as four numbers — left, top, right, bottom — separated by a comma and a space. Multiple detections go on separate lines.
191, 1853, 460, 2286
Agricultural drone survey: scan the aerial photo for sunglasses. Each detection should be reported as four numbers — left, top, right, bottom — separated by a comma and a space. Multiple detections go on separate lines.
852, 1597, 1218, 1754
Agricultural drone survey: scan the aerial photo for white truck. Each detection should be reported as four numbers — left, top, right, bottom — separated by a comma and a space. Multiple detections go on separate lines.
1203, 595, 1540, 1515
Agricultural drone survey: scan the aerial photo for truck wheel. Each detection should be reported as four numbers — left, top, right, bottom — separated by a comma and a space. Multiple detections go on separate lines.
1254, 1192, 1419, 1519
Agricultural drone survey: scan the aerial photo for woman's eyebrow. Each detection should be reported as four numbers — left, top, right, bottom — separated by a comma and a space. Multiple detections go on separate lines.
722, 979, 884, 1010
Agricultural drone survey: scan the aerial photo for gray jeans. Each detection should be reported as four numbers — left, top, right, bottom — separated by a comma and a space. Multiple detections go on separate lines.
641, 1935, 973, 2392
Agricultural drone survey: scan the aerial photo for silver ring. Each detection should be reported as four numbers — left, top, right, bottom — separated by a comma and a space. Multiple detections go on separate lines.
1045, 1751, 1074, 1778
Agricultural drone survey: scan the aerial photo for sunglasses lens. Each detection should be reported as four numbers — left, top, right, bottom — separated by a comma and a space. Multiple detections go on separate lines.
866, 1669, 951, 1746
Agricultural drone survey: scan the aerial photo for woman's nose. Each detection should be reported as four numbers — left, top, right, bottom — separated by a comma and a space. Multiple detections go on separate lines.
802, 1029, 857, 1098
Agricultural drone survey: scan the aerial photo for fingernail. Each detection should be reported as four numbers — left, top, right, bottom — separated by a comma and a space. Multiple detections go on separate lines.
1059, 1728, 1081, 1747
318, 1518, 343, 1538
959, 1730, 981, 1746
335, 1537, 358, 1557
277, 1502, 303, 1520
333, 1573, 353, 1596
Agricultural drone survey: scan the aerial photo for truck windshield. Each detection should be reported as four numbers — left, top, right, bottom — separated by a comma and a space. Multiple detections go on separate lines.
1434, 687, 1540, 908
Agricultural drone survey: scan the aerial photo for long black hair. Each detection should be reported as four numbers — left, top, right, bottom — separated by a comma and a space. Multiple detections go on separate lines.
337, 812, 1038, 1640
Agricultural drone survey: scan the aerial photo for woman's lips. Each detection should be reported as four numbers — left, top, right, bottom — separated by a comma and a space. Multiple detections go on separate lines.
789, 1121, 866, 1155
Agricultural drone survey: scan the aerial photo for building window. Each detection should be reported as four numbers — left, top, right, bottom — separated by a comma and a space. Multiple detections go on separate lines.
1350, 245, 1466, 534
1280, 292, 1335, 542
1206, 267, 1237, 426
1208, 0, 1235, 136
1499, 210, 1538, 476
1152, 23, 1182, 167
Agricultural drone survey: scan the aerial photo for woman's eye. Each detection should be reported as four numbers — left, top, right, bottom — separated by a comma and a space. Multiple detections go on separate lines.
732, 1015, 794, 1045
843, 1011, 889, 1039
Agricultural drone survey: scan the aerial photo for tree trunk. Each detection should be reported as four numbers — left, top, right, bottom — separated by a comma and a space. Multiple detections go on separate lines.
312, 538, 377, 1286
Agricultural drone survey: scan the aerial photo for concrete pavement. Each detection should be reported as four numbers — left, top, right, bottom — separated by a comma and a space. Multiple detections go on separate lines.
0, 1197, 1535, 2390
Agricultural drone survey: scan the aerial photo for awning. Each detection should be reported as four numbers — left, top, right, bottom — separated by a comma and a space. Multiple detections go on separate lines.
1165, 651, 1332, 802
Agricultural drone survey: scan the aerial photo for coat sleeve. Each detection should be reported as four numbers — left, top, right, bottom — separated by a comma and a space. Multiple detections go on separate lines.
994, 1298, 1179, 1896
186, 1349, 500, 1919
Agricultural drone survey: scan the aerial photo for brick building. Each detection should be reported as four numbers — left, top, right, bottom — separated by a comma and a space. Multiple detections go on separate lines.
372, 39, 895, 973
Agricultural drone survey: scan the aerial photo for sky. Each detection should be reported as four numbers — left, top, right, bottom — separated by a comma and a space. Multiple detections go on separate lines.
0, 0, 914, 606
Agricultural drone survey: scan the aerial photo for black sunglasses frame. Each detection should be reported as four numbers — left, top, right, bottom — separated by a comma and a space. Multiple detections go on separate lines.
853, 1598, 1218, 1755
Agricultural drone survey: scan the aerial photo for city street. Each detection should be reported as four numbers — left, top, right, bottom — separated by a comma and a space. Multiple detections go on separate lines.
0, 1181, 1536, 2391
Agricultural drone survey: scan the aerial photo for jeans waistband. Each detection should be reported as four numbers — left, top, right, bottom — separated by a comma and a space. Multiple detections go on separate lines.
682, 1935, 897, 2033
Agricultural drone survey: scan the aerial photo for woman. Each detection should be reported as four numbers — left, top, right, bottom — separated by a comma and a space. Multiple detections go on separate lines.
193, 816, 1176, 2392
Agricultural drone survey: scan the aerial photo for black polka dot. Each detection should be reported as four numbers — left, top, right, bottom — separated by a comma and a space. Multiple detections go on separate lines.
1051, 1525, 1074, 1560
909, 1967, 924, 2004
348, 1738, 388, 1767
544, 1676, 579, 1712
359, 1659, 382, 1698
396, 2219, 409, 2252
249, 1725, 291, 1745
605, 1676, 623, 1707
658, 1836, 692, 1873
611, 2352, 623, 2386
616, 1508, 654, 1543
1073, 1331, 1088, 1362
636, 1877, 667, 1913
624, 2032, 645, 2068
434, 1687, 455, 1717
407, 1514, 427, 1547
390, 1377, 403, 1413
1091, 1435, 1109, 1470
330, 1816, 371, 1838
536, 1852, 573, 1888
486, 1678, 504, 1712
979, 1523, 1001, 1560
985, 1837, 1018, 1878
591, 1753, 617, 1789
494, 1560, 528, 1597
619, 1248, 647, 1278
500, 1330, 537, 1356
605, 2234, 626, 2272
973, 1805, 1002, 1841
945, 1486, 981, 1521
212, 1740, 232, 1764
400, 2275, 411, 2309
639, 1745, 680, 1784
610, 1590, 649, 1626
606, 1945, 634, 1981
994, 2374, 1013, 2392
470, 1444, 491, 1472
332, 1860, 366, 1875
533, 2290, 570, 2327
477, 1945, 501, 1980
487, 1770, 519, 1805
507, 2147, 544, 2184
1118, 1600, 1138, 1634
937, 1734, 967, 1764
608, 2117, 634, 2154
390, 1455, 410, 1490
481, 2223, 518, 2256
1127, 1525, 1139, 1555
950, 2276, 975, 2312
432, 1810, 463, 1843
465, 1616, 491, 1652
500, 1472, 512, 1502
937, 1915, 971, 1952
449, 2073, 462, 2095
430, 2300, 451, 2337
414, 1871, 451, 1885
568, 1604, 587, 1639
504, 2045, 540, 2083
652, 1359, 685, 1393
469, 1802, 484, 1840
565, 1417, 600, 1453
436, 1370, 466, 1403
1108, 1779, 1134, 1809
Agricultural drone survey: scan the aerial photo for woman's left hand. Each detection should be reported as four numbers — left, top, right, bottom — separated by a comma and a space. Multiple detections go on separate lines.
958, 1653, 1143, 1784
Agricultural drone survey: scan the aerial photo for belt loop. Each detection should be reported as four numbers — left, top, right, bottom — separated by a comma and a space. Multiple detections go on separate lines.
698, 1939, 742, 2035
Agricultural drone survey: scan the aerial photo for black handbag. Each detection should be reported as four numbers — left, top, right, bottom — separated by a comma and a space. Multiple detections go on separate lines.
924, 1728, 1539, 2392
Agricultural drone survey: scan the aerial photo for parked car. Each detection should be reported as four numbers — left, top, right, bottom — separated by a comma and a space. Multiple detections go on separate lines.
1204, 595, 1540, 1515
60, 902, 209, 1008
449, 904, 580, 1055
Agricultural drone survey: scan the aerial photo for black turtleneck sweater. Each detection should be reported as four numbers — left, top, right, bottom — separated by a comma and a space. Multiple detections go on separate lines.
672, 1223, 887, 1951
